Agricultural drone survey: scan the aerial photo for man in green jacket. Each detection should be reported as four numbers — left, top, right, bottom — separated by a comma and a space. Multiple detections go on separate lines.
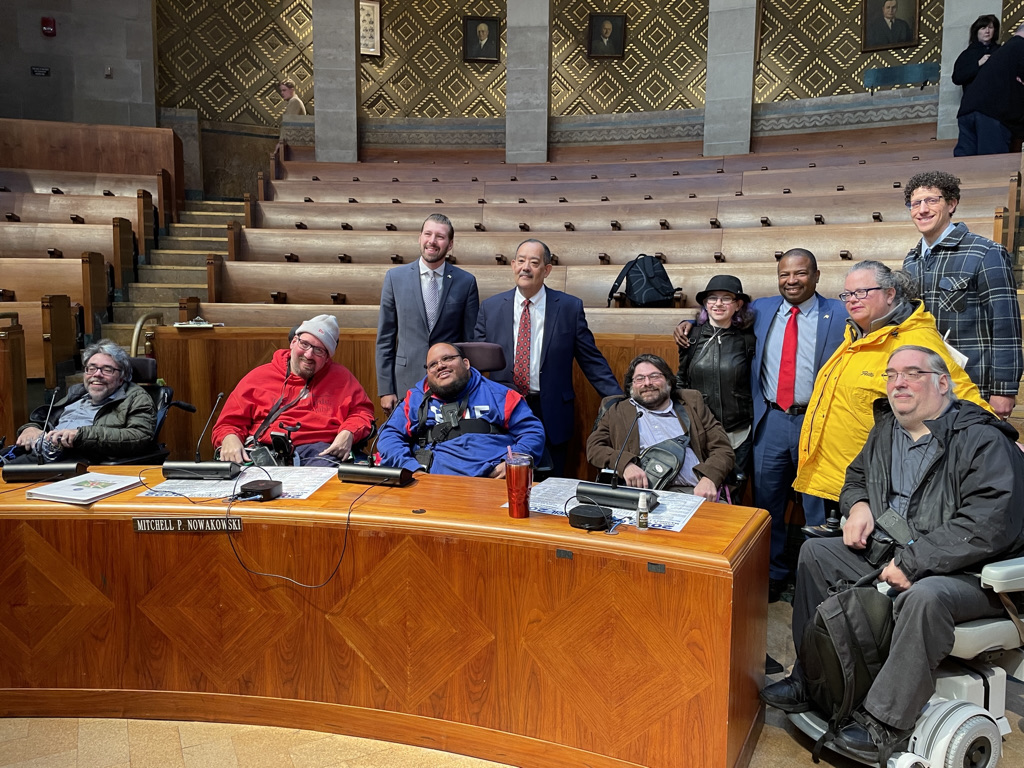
13, 339, 156, 464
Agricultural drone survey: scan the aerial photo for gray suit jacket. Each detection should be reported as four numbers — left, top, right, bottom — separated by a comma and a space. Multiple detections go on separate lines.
375, 261, 480, 398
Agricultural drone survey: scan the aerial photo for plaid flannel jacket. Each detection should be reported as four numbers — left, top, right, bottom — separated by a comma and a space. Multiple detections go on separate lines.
904, 222, 1023, 398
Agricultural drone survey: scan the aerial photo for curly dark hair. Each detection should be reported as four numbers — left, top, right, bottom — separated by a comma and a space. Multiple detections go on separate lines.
905, 171, 960, 205
624, 353, 678, 400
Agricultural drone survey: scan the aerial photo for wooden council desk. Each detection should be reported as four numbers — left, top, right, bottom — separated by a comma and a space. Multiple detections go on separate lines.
0, 468, 768, 768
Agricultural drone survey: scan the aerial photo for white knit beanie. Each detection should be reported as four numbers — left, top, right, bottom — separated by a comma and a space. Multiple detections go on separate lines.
295, 314, 339, 356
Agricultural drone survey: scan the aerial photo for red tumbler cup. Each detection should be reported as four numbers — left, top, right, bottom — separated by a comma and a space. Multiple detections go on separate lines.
505, 452, 533, 518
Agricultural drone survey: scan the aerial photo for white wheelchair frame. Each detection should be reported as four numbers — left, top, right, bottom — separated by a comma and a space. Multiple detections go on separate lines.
787, 555, 1024, 768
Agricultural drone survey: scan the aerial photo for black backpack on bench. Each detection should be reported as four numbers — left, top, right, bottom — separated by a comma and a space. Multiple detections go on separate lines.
799, 567, 895, 760
607, 253, 676, 307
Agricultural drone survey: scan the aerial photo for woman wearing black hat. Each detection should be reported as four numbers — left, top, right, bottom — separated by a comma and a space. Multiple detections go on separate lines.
676, 275, 756, 500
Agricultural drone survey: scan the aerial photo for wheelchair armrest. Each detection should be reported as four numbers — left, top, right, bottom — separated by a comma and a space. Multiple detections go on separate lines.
980, 555, 1024, 593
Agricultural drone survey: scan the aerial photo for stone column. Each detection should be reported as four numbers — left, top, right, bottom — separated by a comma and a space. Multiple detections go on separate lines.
937, 0, 1002, 140
703, 0, 758, 156
312, 0, 360, 162
505, 0, 550, 163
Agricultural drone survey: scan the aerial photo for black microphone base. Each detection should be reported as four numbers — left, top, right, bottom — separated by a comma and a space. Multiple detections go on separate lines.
2, 462, 89, 483
568, 503, 613, 531
337, 464, 414, 487
162, 461, 242, 480
576, 481, 659, 512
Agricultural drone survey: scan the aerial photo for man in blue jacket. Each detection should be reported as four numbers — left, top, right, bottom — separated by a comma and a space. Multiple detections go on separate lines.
676, 249, 847, 600
377, 342, 546, 477
475, 238, 621, 475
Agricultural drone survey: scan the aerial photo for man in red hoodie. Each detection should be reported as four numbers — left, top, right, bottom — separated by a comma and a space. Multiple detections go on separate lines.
213, 314, 374, 466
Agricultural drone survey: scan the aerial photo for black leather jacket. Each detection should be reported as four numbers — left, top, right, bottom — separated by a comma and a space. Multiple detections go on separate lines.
840, 399, 1024, 582
676, 322, 755, 432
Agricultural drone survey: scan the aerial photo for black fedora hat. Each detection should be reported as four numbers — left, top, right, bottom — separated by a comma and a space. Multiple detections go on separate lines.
696, 274, 751, 306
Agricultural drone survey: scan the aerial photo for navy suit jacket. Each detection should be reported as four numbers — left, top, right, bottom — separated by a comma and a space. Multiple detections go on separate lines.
475, 288, 621, 445
376, 261, 479, 399
750, 293, 847, 434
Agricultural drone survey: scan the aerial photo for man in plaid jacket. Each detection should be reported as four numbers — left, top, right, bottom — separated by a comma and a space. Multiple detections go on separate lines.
902, 171, 1022, 419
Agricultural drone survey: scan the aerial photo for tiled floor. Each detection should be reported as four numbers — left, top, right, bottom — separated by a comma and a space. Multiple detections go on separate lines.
1, 600, 1021, 767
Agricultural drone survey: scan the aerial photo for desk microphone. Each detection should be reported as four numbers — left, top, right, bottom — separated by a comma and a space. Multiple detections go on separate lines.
163, 392, 242, 480
610, 410, 643, 489
37, 390, 60, 464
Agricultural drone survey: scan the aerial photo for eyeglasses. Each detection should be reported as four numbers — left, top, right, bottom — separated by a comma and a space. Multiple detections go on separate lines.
293, 337, 328, 358
426, 354, 463, 373
906, 197, 944, 210
881, 369, 943, 382
631, 372, 666, 386
705, 296, 736, 305
84, 364, 119, 376
839, 286, 883, 302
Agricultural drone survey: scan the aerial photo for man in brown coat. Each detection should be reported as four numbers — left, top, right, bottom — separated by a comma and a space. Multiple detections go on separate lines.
586, 353, 734, 500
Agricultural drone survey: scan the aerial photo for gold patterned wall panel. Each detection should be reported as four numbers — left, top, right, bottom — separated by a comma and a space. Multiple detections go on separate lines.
551, 0, 708, 116
1004, 0, 1024, 36
756, 0, 943, 102
359, 1, 507, 119
157, 0, 314, 126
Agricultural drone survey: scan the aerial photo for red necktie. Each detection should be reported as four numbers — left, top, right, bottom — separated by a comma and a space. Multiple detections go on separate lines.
776, 306, 800, 411
513, 299, 531, 395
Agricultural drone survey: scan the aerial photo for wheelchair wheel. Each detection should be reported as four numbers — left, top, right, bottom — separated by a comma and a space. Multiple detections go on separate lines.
943, 714, 1000, 768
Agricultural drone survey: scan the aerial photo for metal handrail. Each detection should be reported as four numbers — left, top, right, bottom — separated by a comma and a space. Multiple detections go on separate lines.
130, 312, 165, 357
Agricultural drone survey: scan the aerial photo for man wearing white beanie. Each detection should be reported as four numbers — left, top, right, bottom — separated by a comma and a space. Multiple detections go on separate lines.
213, 314, 374, 466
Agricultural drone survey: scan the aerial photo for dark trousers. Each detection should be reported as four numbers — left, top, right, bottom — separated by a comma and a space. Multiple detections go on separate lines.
753, 408, 826, 580
525, 392, 568, 477
954, 112, 1013, 156
293, 441, 338, 467
791, 537, 1005, 730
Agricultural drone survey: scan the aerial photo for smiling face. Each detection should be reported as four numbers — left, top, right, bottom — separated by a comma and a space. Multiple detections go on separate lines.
842, 268, 896, 331
418, 218, 453, 266
83, 353, 124, 403
289, 332, 330, 380
512, 241, 552, 299
886, 348, 951, 427
908, 185, 957, 246
629, 362, 672, 410
425, 343, 471, 399
703, 291, 740, 327
776, 253, 819, 306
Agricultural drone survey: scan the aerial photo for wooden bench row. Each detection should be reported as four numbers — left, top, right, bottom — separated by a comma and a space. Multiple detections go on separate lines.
177, 299, 685, 336
260, 154, 1017, 206
1, 189, 155, 256
244, 182, 1017, 252
0, 168, 171, 230
274, 139, 961, 184
203, 256, 904, 309
224, 218, 997, 268
0, 217, 135, 294
2, 296, 78, 386
1, 252, 107, 336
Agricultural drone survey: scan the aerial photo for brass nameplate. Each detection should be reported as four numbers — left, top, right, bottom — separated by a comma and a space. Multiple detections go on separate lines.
133, 516, 242, 533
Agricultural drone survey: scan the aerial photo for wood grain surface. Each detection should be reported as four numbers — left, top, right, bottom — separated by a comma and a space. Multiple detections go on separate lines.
0, 469, 769, 768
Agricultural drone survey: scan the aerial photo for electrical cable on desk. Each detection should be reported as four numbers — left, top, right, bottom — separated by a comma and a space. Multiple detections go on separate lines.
223, 475, 393, 589
135, 466, 244, 505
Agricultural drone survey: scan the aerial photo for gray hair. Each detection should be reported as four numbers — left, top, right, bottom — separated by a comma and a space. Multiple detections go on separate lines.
83, 339, 132, 382
887, 345, 956, 401
848, 260, 918, 302
516, 238, 553, 265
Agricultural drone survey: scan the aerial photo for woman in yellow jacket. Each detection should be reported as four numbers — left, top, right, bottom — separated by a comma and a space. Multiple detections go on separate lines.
794, 260, 988, 502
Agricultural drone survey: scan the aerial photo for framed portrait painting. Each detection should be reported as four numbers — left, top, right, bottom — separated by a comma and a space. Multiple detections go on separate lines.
588, 13, 627, 59
862, 0, 919, 52
464, 16, 501, 62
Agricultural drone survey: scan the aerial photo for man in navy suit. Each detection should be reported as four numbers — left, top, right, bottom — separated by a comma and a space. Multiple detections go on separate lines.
376, 214, 480, 413
475, 239, 621, 476
676, 249, 847, 600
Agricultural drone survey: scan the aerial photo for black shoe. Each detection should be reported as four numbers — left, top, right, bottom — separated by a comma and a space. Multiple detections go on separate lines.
765, 654, 784, 675
835, 711, 912, 763
759, 675, 812, 713
768, 577, 786, 603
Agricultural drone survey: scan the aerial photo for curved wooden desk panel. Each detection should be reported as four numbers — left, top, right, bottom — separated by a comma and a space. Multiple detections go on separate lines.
0, 471, 768, 768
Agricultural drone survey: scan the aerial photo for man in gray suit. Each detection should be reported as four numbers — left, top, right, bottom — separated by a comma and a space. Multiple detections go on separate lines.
376, 213, 480, 413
